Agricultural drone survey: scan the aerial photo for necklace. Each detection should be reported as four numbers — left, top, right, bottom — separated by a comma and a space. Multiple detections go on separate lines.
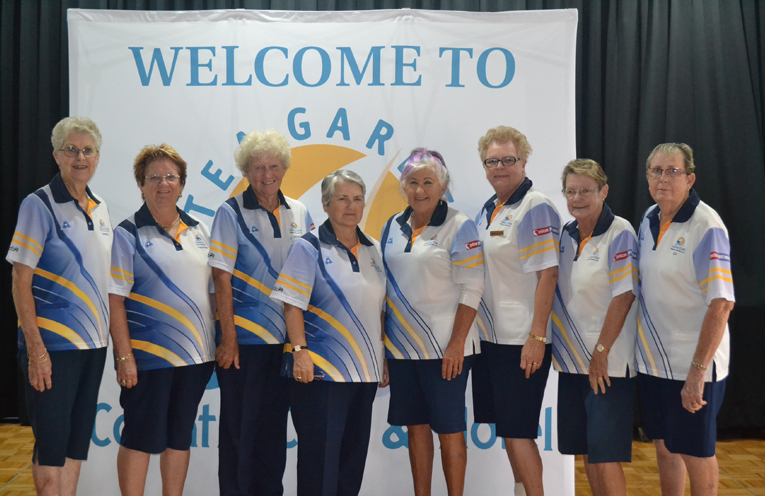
156, 213, 180, 231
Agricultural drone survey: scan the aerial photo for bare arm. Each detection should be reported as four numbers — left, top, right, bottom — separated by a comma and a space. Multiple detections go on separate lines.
589, 291, 635, 394
681, 297, 734, 412
213, 267, 239, 369
109, 294, 138, 388
284, 303, 313, 383
520, 266, 558, 378
442, 304, 477, 380
12, 263, 51, 391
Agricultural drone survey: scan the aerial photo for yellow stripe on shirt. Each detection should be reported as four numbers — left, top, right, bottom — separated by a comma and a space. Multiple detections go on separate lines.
13, 233, 43, 257
14, 232, 43, 253
233, 269, 272, 297
308, 351, 345, 382
275, 277, 311, 299
128, 292, 207, 360
384, 334, 405, 359
452, 253, 483, 266
36, 317, 90, 349
211, 239, 237, 257
308, 305, 371, 381
131, 339, 187, 367
233, 315, 280, 344
210, 245, 236, 261
551, 312, 589, 373
636, 318, 659, 376
386, 297, 431, 359
34, 268, 103, 340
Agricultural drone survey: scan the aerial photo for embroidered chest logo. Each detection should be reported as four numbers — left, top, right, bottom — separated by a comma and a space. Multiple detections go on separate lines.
62, 221, 72, 229
251, 225, 260, 233
587, 247, 600, 262
499, 215, 513, 227
671, 237, 686, 255
99, 219, 110, 236
424, 235, 438, 247
145, 240, 153, 248
195, 234, 208, 249
325, 257, 333, 265
370, 258, 383, 273
387, 237, 393, 245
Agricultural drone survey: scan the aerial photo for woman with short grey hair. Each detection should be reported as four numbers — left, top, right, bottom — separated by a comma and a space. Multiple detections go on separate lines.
271, 170, 387, 496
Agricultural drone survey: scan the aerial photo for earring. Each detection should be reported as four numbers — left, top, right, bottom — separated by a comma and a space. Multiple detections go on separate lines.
141, 193, 145, 201
179, 193, 183, 199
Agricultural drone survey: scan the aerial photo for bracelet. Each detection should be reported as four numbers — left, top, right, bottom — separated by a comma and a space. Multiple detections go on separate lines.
691, 361, 708, 371
115, 353, 134, 362
528, 333, 548, 344
27, 349, 48, 361
28, 356, 49, 365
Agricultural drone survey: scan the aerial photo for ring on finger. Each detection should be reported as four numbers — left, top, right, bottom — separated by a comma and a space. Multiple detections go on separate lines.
532, 362, 538, 367
121, 380, 126, 386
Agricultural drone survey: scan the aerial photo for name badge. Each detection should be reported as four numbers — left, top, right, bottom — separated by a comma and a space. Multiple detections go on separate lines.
490, 230, 504, 237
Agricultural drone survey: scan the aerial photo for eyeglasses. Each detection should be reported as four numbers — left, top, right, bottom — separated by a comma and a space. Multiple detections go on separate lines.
60, 145, 98, 158
647, 167, 689, 180
483, 156, 522, 169
563, 187, 600, 199
251, 163, 282, 175
145, 174, 181, 185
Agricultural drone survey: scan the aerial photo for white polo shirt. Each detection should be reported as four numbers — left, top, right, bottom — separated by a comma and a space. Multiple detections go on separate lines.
270, 221, 386, 383
7, 174, 112, 351
636, 190, 735, 382
208, 187, 314, 345
552, 204, 638, 378
475, 178, 561, 345
381, 201, 484, 360
110, 204, 215, 371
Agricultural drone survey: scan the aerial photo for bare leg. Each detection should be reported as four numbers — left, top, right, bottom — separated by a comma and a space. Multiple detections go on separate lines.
438, 432, 467, 496
160, 448, 191, 496
584, 455, 626, 496
654, 440, 686, 496
505, 438, 544, 496
408, 424, 434, 496
117, 445, 151, 496
60, 458, 82, 496
508, 449, 526, 496
681, 453, 718, 496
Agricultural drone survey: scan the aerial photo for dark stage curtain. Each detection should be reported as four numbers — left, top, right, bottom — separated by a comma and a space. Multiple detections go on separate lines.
1, 0, 764, 428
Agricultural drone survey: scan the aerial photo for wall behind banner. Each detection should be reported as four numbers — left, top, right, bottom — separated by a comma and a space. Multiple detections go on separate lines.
69, 8, 577, 495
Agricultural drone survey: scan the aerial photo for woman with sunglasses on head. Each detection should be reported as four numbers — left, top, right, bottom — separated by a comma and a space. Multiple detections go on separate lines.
552, 159, 638, 496
108, 144, 215, 496
381, 148, 484, 496
471, 126, 560, 496
636, 143, 734, 496
8, 117, 111, 496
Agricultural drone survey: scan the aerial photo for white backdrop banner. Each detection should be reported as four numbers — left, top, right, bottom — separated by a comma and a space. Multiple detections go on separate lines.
68, 8, 578, 495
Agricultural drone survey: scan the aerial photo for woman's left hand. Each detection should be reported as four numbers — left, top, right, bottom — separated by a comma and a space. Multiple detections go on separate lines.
117, 356, 138, 389
681, 367, 707, 413
520, 337, 545, 379
442, 342, 465, 380
379, 359, 390, 388
588, 352, 611, 394
293, 349, 315, 383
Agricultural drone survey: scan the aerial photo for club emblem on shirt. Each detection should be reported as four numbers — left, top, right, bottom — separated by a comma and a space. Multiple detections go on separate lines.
671, 237, 686, 254
98, 219, 110, 235
251, 225, 260, 233
424, 235, 438, 247
370, 258, 383, 273
195, 234, 208, 249
387, 237, 393, 245
145, 241, 153, 248
587, 248, 600, 262
325, 257, 333, 265
62, 221, 72, 229
499, 215, 513, 227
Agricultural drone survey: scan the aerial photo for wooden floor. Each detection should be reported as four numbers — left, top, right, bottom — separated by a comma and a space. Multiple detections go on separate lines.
2, 424, 765, 495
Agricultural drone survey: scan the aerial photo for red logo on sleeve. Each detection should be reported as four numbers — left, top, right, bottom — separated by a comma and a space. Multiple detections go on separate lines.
614, 251, 629, 262
533, 227, 550, 237
310, 223, 316, 231
466, 240, 480, 250
710, 252, 719, 260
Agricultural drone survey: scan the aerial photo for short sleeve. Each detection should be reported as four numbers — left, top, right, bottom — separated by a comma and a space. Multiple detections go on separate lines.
693, 227, 735, 304
6, 195, 52, 269
208, 202, 239, 273
516, 202, 561, 274
109, 226, 137, 297
305, 209, 316, 232
270, 237, 318, 310
449, 218, 485, 309
607, 229, 639, 298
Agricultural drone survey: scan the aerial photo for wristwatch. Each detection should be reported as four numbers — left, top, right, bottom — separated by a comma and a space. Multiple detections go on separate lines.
596, 343, 609, 353
293, 345, 308, 352
528, 333, 547, 344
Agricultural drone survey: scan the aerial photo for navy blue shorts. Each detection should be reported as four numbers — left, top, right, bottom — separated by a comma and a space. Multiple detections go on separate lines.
557, 372, 635, 463
18, 348, 107, 466
120, 361, 214, 454
471, 342, 551, 439
387, 356, 474, 434
638, 371, 726, 458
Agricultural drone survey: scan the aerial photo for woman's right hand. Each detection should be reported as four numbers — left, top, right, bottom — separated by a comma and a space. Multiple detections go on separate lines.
293, 349, 314, 383
27, 347, 52, 392
116, 356, 138, 389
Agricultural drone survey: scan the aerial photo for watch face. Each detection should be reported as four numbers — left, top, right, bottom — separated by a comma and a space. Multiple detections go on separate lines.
596, 344, 604, 352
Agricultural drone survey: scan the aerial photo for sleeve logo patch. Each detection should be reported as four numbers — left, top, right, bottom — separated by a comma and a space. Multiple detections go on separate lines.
614, 251, 629, 262
533, 227, 551, 237
466, 240, 480, 250
710, 252, 730, 262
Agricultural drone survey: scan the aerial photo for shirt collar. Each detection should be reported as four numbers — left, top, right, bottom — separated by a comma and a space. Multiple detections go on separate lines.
397, 199, 449, 230
482, 178, 532, 225
134, 202, 198, 229
49, 173, 99, 205
647, 188, 700, 231
564, 202, 615, 243
318, 219, 373, 247
242, 185, 290, 211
